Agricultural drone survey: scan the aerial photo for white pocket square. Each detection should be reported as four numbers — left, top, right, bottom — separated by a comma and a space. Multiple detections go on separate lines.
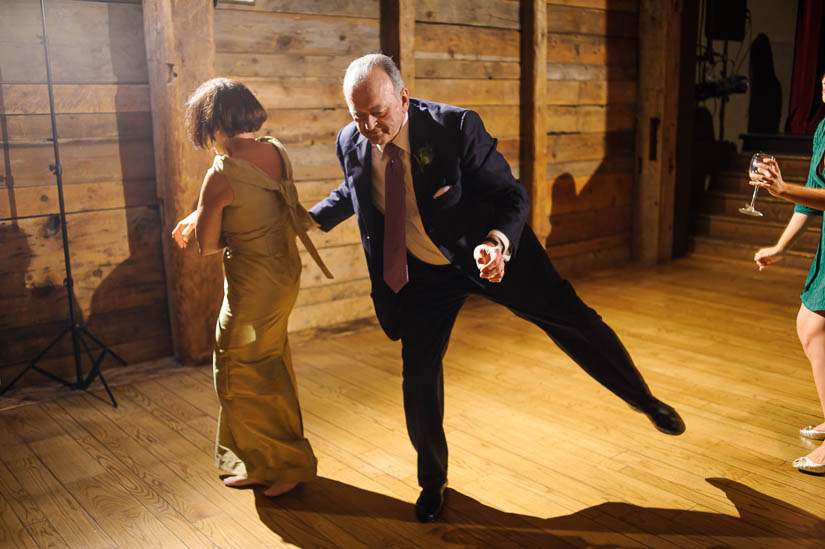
433, 185, 452, 198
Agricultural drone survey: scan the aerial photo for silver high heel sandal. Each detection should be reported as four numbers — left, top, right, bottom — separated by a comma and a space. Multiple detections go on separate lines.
793, 456, 825, 474
800, 426, 825, 440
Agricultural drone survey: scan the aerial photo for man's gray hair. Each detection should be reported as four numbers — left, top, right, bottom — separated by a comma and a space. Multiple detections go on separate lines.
343, 53, 405, 96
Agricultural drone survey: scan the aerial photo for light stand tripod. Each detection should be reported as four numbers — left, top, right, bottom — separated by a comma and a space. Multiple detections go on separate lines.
0, 0, 125, 406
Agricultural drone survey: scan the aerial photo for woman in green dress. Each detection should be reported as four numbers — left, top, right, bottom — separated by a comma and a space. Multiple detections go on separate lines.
172, 78, 332, 495
754, 72, 825, 474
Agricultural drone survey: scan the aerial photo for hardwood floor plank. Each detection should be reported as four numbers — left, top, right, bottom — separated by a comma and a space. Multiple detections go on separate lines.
75, 385, 298, 546
0, 409, 113, 548
2, 256, 825, 547
151, 369, 220, 421
0, 461, 60, 549
42, 400, 216, 548
20, 427, 188, 547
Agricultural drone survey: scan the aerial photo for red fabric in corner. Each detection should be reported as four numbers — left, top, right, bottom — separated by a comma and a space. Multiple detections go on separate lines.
786, 0, 825, 134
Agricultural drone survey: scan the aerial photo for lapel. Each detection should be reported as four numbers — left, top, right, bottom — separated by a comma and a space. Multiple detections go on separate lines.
346, 133, 376, 232
408, 103, 435, 219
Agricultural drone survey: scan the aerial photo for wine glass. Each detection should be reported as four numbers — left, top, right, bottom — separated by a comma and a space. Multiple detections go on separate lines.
739, 151, 774, 217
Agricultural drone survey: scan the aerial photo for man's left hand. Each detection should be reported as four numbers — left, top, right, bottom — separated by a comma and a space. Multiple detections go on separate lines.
473, 241, 505, 283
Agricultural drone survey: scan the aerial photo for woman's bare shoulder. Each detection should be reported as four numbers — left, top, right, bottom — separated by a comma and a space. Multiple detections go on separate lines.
201, 168, 233, 206
236, 139, 283, 181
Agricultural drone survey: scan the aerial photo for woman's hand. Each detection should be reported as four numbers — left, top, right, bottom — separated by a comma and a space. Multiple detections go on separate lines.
172, 210, 198, 248
754, 245, 784, 271
751, 157, 788, 197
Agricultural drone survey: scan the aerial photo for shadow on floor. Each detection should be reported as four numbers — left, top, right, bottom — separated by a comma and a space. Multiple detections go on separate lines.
253, 476, 825, 547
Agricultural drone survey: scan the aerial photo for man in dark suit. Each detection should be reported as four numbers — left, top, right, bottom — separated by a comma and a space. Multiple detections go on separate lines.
310, 54, 685, 523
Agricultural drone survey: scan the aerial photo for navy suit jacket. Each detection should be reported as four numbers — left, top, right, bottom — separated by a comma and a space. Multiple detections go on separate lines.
309, 98, 530, 339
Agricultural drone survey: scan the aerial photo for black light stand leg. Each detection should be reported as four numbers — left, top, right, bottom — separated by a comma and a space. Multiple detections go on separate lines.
77, 329, 120, 407
0, 326, 73, 397
0, 0, 126, 406
80, 327, 128, 367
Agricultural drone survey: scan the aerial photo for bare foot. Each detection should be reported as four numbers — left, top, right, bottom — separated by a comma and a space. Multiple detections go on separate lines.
805, 443, 825, 465
263, 481, 298, 497
223, 475, 266, 488
814, 421, 825, 432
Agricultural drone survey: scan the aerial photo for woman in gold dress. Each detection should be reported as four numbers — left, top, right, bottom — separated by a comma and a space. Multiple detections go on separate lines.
172, 78, 332, 496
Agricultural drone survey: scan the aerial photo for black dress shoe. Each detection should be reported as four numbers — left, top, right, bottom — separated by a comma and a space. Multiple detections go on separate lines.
415, 484, 446, 522
634, 399, 686, 435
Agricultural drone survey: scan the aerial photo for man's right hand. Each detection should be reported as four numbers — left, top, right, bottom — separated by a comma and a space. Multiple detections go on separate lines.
473, 240, 505, 283
172, 210, 198, 249
754, 245, 784, 271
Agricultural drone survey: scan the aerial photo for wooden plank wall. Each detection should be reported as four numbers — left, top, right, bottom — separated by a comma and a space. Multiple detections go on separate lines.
0, 0, 171, 387
414, 1, 522, 175
1, 0, 645, 383
543, 0, 639, 274
213, 1, 380, 332
412, 0, 640, 276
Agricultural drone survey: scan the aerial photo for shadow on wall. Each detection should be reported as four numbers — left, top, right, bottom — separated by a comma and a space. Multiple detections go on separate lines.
0, 68, 15, 221
544, 3, 636, 276
82, 3, 173, 366
1, 3, 174, 386
0, 59, 84, 383
252, 476, 825, 547
0, 222, 84, 384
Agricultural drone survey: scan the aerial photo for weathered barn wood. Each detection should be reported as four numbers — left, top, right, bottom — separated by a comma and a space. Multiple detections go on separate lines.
2, 0, 689, 386
381, 0, 416, 94
414, 1, 521, 180
142, 0, 219, 365
0, 0, 170, 387
415, 24, 520, 61
539, 0, 641, 274
521, 0, 548, 236
214, 11, 379, 54
1, 112, 154, 144
634, 0, 682, 264
7, 257, 824, 547
1, 141, 155, 189
214, 1, 380, 334
416, 0, 520, 29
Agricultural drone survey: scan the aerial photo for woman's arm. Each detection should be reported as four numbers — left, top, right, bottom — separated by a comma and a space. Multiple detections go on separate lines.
754, 211, 815, 271
753, 157, 825, 210
172, 209, 197, 248
194, 169, 233, 255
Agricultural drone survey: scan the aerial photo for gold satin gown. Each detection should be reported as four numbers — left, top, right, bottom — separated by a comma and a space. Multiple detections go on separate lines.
211, 136, 332, 483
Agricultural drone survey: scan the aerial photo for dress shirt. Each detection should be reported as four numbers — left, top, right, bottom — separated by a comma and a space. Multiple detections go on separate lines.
371, 115, 512, 265
371, 115, 450, 265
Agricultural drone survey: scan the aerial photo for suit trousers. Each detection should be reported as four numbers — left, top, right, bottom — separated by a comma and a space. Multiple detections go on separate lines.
397, 228, 656, 490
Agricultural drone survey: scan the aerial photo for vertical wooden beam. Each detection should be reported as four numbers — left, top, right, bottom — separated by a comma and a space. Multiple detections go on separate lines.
633, 0, 683, 265
672, 1, 699, 257
143, 0, 220, 364
520, 0, 548, 237
381, 0, 415, 95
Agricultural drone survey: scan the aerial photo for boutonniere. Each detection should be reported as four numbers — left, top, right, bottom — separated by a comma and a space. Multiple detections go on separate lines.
413, 143, 435, 175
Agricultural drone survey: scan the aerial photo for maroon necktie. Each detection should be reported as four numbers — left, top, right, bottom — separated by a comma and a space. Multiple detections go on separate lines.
383, 143, 408, 293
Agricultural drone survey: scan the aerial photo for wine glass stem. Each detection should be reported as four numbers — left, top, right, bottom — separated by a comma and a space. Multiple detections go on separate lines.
749, 186, 759, 208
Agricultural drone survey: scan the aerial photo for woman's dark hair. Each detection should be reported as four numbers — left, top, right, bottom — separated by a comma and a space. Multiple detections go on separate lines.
185, 78, 267, 149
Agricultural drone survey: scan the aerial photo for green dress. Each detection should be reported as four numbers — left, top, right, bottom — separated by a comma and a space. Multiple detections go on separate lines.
794, 118, 825, 311
212, 136, 331, 483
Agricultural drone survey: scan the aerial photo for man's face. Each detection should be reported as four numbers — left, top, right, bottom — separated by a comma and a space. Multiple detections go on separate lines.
346, 69, 409, 147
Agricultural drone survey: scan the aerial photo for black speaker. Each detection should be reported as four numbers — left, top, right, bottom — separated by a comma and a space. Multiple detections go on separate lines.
706, 0, 747, 42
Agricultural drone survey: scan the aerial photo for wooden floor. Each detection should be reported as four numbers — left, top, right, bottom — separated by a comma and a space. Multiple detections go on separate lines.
3, 255, 825, 548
